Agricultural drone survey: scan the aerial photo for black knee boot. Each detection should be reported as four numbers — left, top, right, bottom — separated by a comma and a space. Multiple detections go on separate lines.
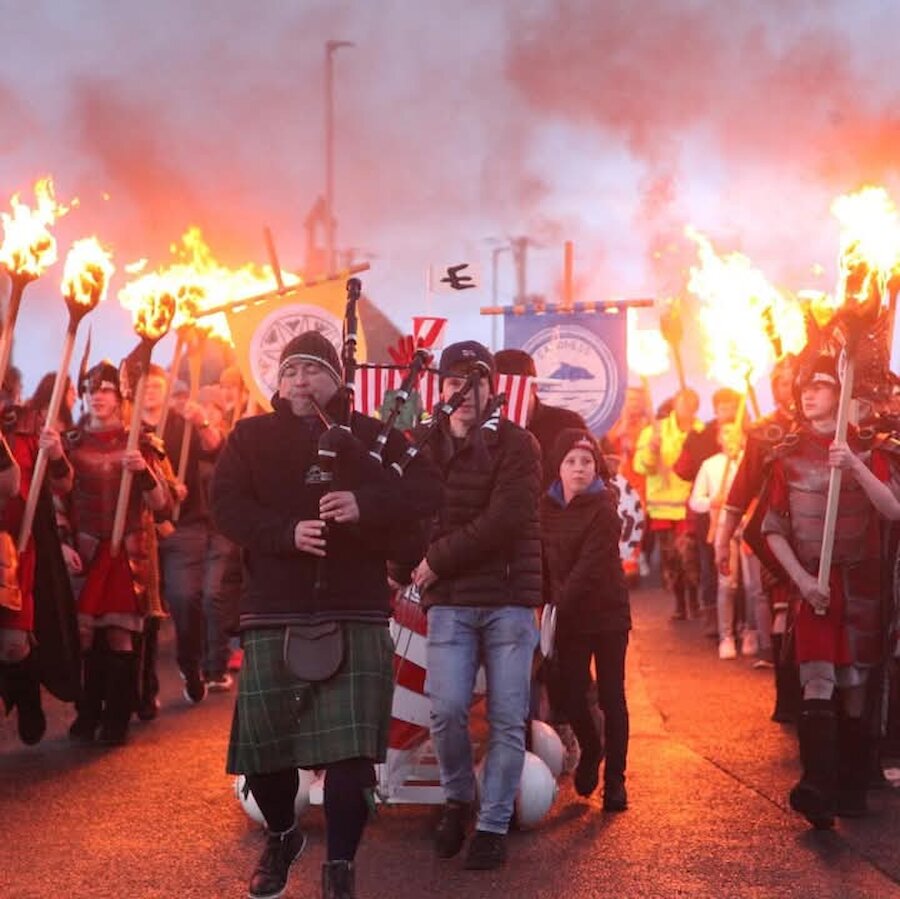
836, 715, 869, 818
70, 649, 106, 742
98, 651, 138, 745
790, 699, 837, 829
771, 635, 800, 724
137, 617, 161, 721
322, 860, 356, 899
1, 653, 46, 745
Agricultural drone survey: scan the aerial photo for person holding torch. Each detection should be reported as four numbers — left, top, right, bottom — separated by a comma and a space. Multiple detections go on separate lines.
760, 351, 900, 828
63, 360, 170, 745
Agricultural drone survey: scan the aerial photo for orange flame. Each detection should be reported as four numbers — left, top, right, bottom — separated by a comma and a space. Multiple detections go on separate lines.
830, 186, 900, 304
61, 238, 115, 313
686, 226, 806, 391
627, 309, 670, 377
119, 273, 177, 342
0, 177, 72, 280
124, 227, 299, 346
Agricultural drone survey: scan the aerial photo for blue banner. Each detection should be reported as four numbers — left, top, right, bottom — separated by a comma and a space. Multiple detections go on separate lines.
503, 311, 627, 437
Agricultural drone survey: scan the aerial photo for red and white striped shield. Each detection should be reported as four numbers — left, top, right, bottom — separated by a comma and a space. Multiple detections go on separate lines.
495, 373, 534, 428
412, 317, 448, 354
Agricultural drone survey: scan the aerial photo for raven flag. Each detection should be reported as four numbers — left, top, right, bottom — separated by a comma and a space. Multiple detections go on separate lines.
503, 310, 627, 437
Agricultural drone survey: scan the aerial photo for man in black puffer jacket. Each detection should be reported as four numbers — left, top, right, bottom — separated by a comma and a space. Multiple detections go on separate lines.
212, 331, 441, 899
412, 340, 541, 872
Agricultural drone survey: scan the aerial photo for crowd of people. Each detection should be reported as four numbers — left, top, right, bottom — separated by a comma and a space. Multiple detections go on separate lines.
2, 320, 900, 898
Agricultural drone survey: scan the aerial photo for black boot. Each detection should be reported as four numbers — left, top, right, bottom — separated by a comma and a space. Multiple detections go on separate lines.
1, 654, 46, 745
322, 860, 356, 899
136, 617, 161, 721
770, 635, 800, 724
69, 649, 105, 743
836, 715, 869, 818
789, 699, 837, 829
248, 826, 307, 899
98, 651, 138, 746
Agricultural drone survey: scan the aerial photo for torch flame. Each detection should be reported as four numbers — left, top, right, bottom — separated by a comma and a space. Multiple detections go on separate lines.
62, 237, 115, 312
830, 186, 900, 304
686, 226, 806, 391
123, 226, 299, 346
119, 273, 176, 343
0, 177, 71, 280
627, 309, 671, 378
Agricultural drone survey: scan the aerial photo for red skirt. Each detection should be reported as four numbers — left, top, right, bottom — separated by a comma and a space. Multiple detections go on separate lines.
792, 566, 874, 666
78, 541, 140, 622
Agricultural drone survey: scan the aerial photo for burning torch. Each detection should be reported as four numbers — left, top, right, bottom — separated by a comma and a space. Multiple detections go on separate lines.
17, 238, 113, 552
816, 187, 900, 597
111, 278, 176, 556
0, 178, 68, 391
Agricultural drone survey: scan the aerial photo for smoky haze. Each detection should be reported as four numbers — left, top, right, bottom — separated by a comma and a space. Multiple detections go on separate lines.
0, 0, 898, 404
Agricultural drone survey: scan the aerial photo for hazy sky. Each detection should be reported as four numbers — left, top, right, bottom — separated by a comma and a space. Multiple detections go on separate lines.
2, 0, 899, 404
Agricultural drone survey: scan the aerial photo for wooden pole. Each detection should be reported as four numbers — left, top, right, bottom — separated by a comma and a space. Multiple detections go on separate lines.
156, 333, 185, 438
815, 358, 856, 595
171, 341, 204, 523
0, 276, 27, 392
110, 344, 151, 557
16, 322, 77, 552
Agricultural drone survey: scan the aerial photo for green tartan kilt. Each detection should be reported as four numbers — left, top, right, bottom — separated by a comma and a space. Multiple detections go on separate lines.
226, 622, 395, 775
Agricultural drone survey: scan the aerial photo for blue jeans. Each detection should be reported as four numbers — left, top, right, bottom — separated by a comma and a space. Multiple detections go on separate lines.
160, 523, 239, 679
426, 605, 538, 834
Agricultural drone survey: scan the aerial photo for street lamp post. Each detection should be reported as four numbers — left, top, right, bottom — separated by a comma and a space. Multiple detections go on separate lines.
325, 39, 354, 275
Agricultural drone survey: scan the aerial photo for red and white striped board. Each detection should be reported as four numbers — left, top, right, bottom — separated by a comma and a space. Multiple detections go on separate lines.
495, 374, 534, 428
354, 367, 533, 429
412, 316, 448, 354
354, 367, 440, 418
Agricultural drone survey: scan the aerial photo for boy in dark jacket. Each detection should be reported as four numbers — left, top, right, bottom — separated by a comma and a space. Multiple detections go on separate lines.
541, 429, 631, 811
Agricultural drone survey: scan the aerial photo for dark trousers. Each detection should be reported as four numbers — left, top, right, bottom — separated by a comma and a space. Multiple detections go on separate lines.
556, 629, 629, 785
160, 523, 238, 679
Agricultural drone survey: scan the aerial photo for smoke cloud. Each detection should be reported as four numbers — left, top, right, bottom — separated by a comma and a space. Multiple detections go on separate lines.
1, 0, 898, 396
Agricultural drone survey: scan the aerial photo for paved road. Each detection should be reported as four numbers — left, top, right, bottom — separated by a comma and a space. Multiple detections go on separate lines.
2, 586, 900, 898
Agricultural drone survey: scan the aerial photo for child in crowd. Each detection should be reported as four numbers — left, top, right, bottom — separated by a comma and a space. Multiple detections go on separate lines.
541, 429, 631, 811
689, 424, 761, 660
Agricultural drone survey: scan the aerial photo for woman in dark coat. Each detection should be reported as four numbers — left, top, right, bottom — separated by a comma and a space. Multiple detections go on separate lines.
541, 429, 631, 811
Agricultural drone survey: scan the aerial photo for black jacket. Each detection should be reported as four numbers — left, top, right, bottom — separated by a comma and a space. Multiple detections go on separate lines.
211, 394, 441, 627
541, 479, 631, 633
419, 417, 542, 610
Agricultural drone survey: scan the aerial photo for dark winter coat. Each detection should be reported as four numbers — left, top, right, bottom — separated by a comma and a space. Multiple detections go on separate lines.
419, 417, 542, 610
211, 393, 441, 627
541, 479, 631, 633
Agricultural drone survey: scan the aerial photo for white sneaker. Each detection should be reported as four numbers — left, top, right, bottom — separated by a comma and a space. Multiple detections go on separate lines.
741, 630, 759, 657
718, 637, 737, 660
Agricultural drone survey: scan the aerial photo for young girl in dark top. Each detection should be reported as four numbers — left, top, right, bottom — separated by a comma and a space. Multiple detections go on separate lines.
541, 429, 631, 811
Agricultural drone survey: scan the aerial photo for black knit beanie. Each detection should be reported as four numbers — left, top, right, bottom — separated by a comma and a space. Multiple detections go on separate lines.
278, 331, 342, 384
550, 428, 602, 477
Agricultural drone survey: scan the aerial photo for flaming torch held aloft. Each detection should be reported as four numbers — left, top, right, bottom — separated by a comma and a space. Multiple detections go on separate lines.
815, 187, 900, 596
0, 178, 70, 389
17, 238, 113, 552
111, 278, 176, 556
